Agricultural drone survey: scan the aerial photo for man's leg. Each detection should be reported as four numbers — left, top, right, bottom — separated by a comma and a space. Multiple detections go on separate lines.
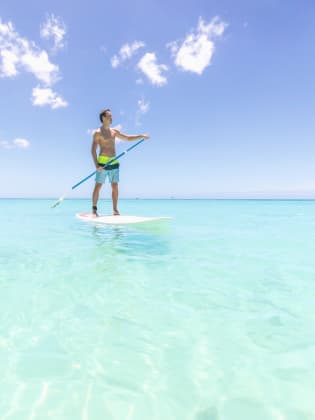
111, 183, 120, 215
92, 183, 102, 216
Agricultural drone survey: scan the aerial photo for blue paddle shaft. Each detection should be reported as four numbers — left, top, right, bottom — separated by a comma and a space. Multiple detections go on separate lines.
71, 138, 145, 190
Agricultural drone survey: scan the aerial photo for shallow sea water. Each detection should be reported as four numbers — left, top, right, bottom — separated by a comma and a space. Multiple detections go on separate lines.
0, 199, 315, 419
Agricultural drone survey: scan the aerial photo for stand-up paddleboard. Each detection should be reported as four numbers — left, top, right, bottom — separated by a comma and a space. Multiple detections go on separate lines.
76, 213, 171, 225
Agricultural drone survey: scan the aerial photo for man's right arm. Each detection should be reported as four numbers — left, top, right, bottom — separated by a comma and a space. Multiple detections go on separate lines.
91, 133, 99, 169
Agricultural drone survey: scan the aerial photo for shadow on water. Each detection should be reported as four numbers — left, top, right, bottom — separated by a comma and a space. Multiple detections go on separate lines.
86, 222, 172, 261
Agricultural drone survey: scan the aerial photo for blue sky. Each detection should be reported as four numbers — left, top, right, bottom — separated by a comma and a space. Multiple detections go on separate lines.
0, 0, 314, 198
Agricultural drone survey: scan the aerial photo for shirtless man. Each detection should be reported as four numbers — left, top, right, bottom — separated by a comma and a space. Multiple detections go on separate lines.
91, 108, 150, 216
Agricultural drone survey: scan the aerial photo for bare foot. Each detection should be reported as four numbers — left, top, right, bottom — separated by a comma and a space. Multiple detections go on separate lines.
113, 210, 120, 216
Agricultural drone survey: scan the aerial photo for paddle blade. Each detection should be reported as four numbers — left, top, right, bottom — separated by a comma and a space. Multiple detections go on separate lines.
50, 196, 65, 208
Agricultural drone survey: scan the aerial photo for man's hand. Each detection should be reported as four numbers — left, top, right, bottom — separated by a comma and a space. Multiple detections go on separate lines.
96, 165, 103, 172
142, 134, 150, 140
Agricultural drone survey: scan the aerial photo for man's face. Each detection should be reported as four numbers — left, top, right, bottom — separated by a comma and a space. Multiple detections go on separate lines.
103, 112, 112, 124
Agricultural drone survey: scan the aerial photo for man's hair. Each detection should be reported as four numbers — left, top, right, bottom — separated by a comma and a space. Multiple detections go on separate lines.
99, 108, 111, 123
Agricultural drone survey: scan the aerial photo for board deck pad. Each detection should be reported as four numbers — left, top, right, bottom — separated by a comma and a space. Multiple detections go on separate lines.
76, 213, 171, 225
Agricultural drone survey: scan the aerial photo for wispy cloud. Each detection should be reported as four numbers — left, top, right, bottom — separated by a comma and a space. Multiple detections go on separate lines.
136, 98, 150, 126
111, 41, 145, 68
0, 138, 30, 149
113, 124, 123, 131
135, 78, 143, 85
0, 17, 67, 108
137, 53, 168, 86
14, 138, 30, 148
40, 14, 67, 52
168, 16, 227, 75
32, 86, 68, 109
111, 55, 119, 68
137, 98, 150, 114
87, 128, 98, 136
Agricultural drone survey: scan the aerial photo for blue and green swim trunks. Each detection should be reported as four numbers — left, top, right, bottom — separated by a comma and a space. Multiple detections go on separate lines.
95, 155, 120, 184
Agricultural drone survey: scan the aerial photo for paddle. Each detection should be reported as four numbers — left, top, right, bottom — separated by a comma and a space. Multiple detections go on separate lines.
51, 138, 145, 208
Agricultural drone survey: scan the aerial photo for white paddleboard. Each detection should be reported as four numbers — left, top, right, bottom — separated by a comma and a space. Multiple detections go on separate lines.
76, 213, 171, 225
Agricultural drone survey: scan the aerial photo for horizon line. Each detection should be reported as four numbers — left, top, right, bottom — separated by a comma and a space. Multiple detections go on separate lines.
1, 197, 315, 200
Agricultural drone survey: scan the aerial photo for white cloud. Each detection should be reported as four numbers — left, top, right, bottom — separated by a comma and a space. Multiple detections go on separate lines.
14, 138, 30, 148
0, 18, 59, 84
120, 41, 145, 60
0, 138, 30, 149
87, 128, 99, 136
135, 78, 143, 85
168, 16, 227, 75
137, 98, 150, 114
110, 55, 120, 68
32, 86, 68, 109
137, 53, 168, 86
111, 40, 145, 68
0, 18, 67, 108
0, 49, 19, 77
136, 98, 150, 126
40, 14, 66, 52
21, 50, 59, 85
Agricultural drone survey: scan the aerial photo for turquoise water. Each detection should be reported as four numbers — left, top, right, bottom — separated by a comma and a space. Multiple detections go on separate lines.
1, 199, 315, 420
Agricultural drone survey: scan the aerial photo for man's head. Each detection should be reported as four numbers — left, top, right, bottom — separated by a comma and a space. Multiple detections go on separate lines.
99, 108, 112, 124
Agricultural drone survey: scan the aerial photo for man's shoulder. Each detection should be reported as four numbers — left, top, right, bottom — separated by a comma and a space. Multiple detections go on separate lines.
93, 128, 101, 138
93, 128, 101, 143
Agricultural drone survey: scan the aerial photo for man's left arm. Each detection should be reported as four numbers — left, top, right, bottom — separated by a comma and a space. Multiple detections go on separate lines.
114, 130, 150, 141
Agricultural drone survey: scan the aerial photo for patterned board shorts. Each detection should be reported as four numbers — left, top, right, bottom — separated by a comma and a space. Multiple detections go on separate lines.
95, 167, 119, 184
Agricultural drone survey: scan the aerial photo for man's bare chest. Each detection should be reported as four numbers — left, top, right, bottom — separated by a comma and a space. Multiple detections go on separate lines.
97, 128, 115, 145
98, 135, 115, 146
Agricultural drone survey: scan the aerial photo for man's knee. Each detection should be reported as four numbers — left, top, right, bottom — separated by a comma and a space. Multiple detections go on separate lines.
94, 183, 103, 191
111, 182, 118, 190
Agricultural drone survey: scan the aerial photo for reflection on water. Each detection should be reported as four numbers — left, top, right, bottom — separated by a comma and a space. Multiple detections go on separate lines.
87, 223, 172, 261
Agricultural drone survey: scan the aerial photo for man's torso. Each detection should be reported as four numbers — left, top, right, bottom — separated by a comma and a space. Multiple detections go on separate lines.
96, 127, 116, 157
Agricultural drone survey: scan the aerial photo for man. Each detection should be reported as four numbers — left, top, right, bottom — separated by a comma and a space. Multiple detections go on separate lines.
91, 108, 150, 216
